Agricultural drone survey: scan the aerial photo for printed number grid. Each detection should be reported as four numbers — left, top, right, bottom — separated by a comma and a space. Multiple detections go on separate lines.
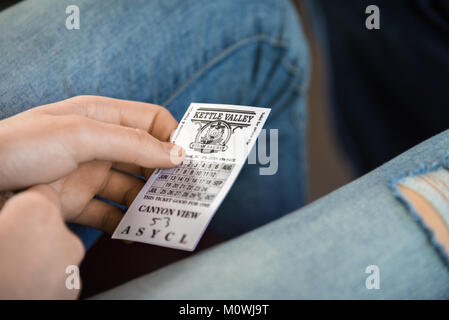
145, 160, 235, 203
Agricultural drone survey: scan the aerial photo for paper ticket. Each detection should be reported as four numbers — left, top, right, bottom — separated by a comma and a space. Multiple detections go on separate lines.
112, 103, 270, 250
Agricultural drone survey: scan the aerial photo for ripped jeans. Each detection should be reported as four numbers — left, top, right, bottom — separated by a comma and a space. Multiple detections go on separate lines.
95, 128, 449, 299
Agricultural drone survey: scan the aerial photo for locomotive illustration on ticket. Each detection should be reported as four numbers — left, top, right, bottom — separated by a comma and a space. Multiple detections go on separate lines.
112, 103, 271, 250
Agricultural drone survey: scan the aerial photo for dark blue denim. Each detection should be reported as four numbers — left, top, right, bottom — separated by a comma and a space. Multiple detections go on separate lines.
309, 0, 449, 175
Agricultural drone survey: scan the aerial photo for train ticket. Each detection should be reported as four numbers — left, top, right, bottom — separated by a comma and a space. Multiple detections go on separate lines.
112, 103, 270, 250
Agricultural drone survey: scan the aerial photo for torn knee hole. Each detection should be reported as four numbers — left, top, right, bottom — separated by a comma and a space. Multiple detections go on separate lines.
397, 168, 449, 256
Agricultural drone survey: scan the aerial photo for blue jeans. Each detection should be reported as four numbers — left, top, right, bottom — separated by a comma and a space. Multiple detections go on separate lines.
95, 129, 449, 299
0, 0, 309, 247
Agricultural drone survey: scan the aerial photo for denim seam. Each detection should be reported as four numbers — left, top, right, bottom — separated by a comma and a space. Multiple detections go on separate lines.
389, 155, 449, 270
162, 33, 305, 107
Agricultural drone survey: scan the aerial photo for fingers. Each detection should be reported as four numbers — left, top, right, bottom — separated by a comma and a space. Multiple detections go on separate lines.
36, 96, 178, 141
63, 169, 142, 233
112, 163, 145, 176
112, 163, 155, 180
74, 199, 124, 234
97, 169, 144, 206
28, 184, 62, 210
67, 116, 186, 168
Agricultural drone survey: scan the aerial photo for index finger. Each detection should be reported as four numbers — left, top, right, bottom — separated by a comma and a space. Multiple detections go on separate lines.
35, 95, 178, 141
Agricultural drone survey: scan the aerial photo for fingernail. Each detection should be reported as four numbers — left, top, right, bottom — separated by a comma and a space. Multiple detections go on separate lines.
166, 143, 185, 165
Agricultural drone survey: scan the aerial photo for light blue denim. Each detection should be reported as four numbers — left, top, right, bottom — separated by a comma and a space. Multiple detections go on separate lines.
0, 0, 309, 247
95, 129, 449, 299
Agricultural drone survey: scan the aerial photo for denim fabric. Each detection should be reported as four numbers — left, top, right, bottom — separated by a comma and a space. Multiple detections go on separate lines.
398, 168, 449, 231
95, 129, 449, 299
392, 164, 449, 267
0, 0, 309, 248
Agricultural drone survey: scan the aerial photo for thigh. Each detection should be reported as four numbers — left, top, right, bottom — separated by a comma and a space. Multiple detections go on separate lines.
0, 0, 309, 116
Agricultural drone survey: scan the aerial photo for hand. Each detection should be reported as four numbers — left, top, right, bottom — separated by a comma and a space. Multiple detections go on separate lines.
0, 185, 84, 299
0, 96, 185, 232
